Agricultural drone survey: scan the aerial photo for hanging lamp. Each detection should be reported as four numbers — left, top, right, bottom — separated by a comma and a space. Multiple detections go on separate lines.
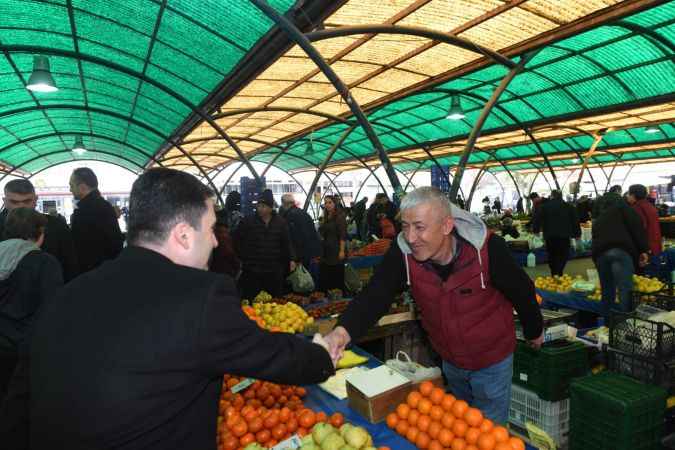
446, 95, 465, 121
26, 56, 58, 93
72, 136, 87, 155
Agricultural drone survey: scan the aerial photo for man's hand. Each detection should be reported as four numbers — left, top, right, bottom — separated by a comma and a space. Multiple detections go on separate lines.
528, 332, 544, 350
338, 250, 345, 261
323, 326, 351, 366
290, 261, 297, 272
639, 252, 650, 268
312, 333, 330, 356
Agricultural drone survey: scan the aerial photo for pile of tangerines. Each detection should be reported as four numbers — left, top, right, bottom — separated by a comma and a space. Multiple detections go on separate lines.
386, 381, 525, 450
216, 375, 345, 450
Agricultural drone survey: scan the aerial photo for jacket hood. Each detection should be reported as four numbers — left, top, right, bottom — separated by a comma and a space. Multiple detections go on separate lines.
397, 203, 487, 255
0, 239, 39, 281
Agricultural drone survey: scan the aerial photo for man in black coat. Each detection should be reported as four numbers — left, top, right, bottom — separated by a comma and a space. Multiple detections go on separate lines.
234, 190, 296, 299
0, 179, 78, 281
69, 167, 124, 274
29, 168, 334, 449
280, 193, 321, 270
532, 190, 581, 276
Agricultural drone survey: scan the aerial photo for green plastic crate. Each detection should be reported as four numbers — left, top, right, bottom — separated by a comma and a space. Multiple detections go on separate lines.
512, 340, 590, 401
569, 372, 666, 450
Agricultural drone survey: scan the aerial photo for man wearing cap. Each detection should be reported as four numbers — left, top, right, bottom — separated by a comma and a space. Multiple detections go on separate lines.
233, 189, 296, 299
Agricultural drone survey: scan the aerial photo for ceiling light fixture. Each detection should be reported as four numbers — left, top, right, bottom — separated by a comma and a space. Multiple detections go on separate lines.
72, 136, 87, 155
304, 133, 314, 156
26, 56, 58, 93
645, 126, 661, 134
446, 95, 465, 121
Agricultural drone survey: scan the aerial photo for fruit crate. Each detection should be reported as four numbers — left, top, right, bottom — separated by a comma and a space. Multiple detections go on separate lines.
609, 310, 675, 359
513, 340, 590, 401
509, 383, 569, 449
633, 289, 675, 311
569, 372, 667, 450
608, 348, 675, 394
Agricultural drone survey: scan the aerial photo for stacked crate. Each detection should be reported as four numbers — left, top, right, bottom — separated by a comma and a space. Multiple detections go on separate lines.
570, 372, 666, 450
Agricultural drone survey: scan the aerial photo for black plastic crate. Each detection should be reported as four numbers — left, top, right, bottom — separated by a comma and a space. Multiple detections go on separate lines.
607, 348, 675, 394
609, 310, 675, 359
633, 290, 675, 311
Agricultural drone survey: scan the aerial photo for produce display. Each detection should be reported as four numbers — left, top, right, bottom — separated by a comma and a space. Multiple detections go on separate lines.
534, 275, 578, 293
349, 239, 391, 257
386, 380, 526, 450
306, 300, 350, 319
242, 302, 314, 333
633, 274, 665, 293
295, 422, 390, 450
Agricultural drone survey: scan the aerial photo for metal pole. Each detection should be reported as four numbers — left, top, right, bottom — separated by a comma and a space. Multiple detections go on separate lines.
250, 0, 403, 199
449, 52, 535, 200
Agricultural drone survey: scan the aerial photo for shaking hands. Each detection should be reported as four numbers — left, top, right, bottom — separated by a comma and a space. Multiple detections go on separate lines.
312, 326, 351, 367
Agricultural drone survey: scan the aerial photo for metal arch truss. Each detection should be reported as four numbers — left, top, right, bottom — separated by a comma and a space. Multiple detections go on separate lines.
250, 0, 403, 199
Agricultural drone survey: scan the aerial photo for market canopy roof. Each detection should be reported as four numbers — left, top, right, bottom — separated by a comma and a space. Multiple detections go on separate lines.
0, 0, 673, 182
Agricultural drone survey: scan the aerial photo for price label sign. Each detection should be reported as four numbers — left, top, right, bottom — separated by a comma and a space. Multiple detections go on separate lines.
270, 434, 302, 449
230, 378, 255, 394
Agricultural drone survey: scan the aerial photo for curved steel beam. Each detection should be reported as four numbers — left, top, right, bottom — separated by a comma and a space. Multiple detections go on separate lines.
251, 0, 402, 199
211, 106, 352, 125
303, 125, 358, 211
1, 149, 146, 182
0, 45, 259, 198
305, 25, 516, 69
449, 52, 537, 201
621, 164, 637, 191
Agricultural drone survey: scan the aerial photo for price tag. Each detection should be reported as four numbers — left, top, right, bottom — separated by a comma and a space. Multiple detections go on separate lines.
270, 434, 302, 449
519, 373, 528, 382
231, 378, 255, 394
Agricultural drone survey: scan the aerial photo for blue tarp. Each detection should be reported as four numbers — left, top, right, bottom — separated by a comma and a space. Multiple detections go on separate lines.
537, 288, 603, 314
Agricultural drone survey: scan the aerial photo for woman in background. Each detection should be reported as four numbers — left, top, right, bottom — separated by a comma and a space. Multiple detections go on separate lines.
318, 195, 347, 292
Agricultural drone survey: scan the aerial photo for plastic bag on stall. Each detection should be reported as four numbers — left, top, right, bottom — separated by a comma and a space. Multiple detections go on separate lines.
287, 264, 314, 293
528, 234, 544, 250
385, 351, 441, 383
344, 263, 362, 294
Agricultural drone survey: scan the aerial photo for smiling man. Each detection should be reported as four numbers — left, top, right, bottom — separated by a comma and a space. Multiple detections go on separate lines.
325, 186, 543, 424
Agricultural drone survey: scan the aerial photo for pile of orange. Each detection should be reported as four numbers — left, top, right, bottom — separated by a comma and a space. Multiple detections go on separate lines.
386, 381, 525, 450
241, 306, 281, 332
217, 375, 343, 449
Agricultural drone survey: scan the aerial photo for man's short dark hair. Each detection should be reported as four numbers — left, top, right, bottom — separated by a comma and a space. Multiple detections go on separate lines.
4, 207, 47, 241
4, 179, 35, 195
72, 167, 98, 189
628, 184, 648, 200
550, 190, 562, 200
127, 168, 214, 246
609, 185, 622, 194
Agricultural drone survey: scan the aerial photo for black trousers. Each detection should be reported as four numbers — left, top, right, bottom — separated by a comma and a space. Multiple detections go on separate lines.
239, 268, 284, 300
319, 263, 345, 292
546, 237, 571, 276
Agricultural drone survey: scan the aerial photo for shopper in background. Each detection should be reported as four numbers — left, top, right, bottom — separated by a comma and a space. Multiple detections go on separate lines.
528, 192, 543, 215
627, 184, 662, 257
592, 192, 649, 320
324, 187, 543, 424
318, 195, 347, 292
532, 190, 581, 276
593, 184, 623, 219
576, 195, 593, 223
367, 193, 398, 238
208, 221, 240, 280
69, 168, 124, 274
350, 196, 368, 240
280, 193, 321, 272
492, 197, 502, 215
218, 191, 243, 233
234, 189, 296, 299
0, 180, 78, 282
0, 208, 63, 447
29, 168, 334, 449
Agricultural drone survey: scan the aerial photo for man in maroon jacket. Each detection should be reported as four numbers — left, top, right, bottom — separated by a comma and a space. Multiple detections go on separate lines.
325, 187, 543, 424
627, 184, 662, 257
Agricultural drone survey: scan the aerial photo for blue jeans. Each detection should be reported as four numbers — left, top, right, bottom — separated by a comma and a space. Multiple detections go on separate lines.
596, 248, 634, 320
442, 354, 513, 424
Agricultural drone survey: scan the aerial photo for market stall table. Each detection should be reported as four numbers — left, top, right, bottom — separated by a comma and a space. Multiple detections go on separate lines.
537, 288, 603, 315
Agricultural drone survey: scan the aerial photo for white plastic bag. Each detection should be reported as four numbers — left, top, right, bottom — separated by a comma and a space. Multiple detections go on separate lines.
528, 235, 544, 250
385, 351, 441, 383
287, 264, 314, 293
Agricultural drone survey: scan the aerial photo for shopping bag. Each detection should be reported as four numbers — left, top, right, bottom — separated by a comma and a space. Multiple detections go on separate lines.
385, 351, 441, 383
287, 264, 314, 293
344, 263, 362, 294
528, 234, 544, 250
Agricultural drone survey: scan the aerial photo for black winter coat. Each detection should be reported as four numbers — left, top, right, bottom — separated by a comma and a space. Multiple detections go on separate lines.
280, 206, 321, 264
233, 213, 296, 273
29, 246, 333, 449
532, 198, 581, 240
0, 210, 79, 282
592, 204, 649, 264
70, 190, 124, 274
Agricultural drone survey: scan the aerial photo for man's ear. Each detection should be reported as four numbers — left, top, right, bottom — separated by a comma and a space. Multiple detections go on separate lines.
171, 222, 193, 250
442, 216, 454, 236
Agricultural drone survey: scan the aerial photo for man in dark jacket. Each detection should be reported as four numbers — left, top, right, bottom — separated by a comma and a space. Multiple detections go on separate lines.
350, 196, 368, 240
69, 168, 124, 274
592, 193, 650, 319
29, 168, 334, 449
0, 179, 78, 281
532, 190, 581, 276
280, 193, 321, 270
0, 208, 63, 447
593, 184, 623, 218
234, 190, 296, 299
324, 187, 543, 424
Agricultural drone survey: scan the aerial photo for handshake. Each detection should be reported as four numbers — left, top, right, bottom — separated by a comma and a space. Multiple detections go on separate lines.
311, 326, 351, 367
